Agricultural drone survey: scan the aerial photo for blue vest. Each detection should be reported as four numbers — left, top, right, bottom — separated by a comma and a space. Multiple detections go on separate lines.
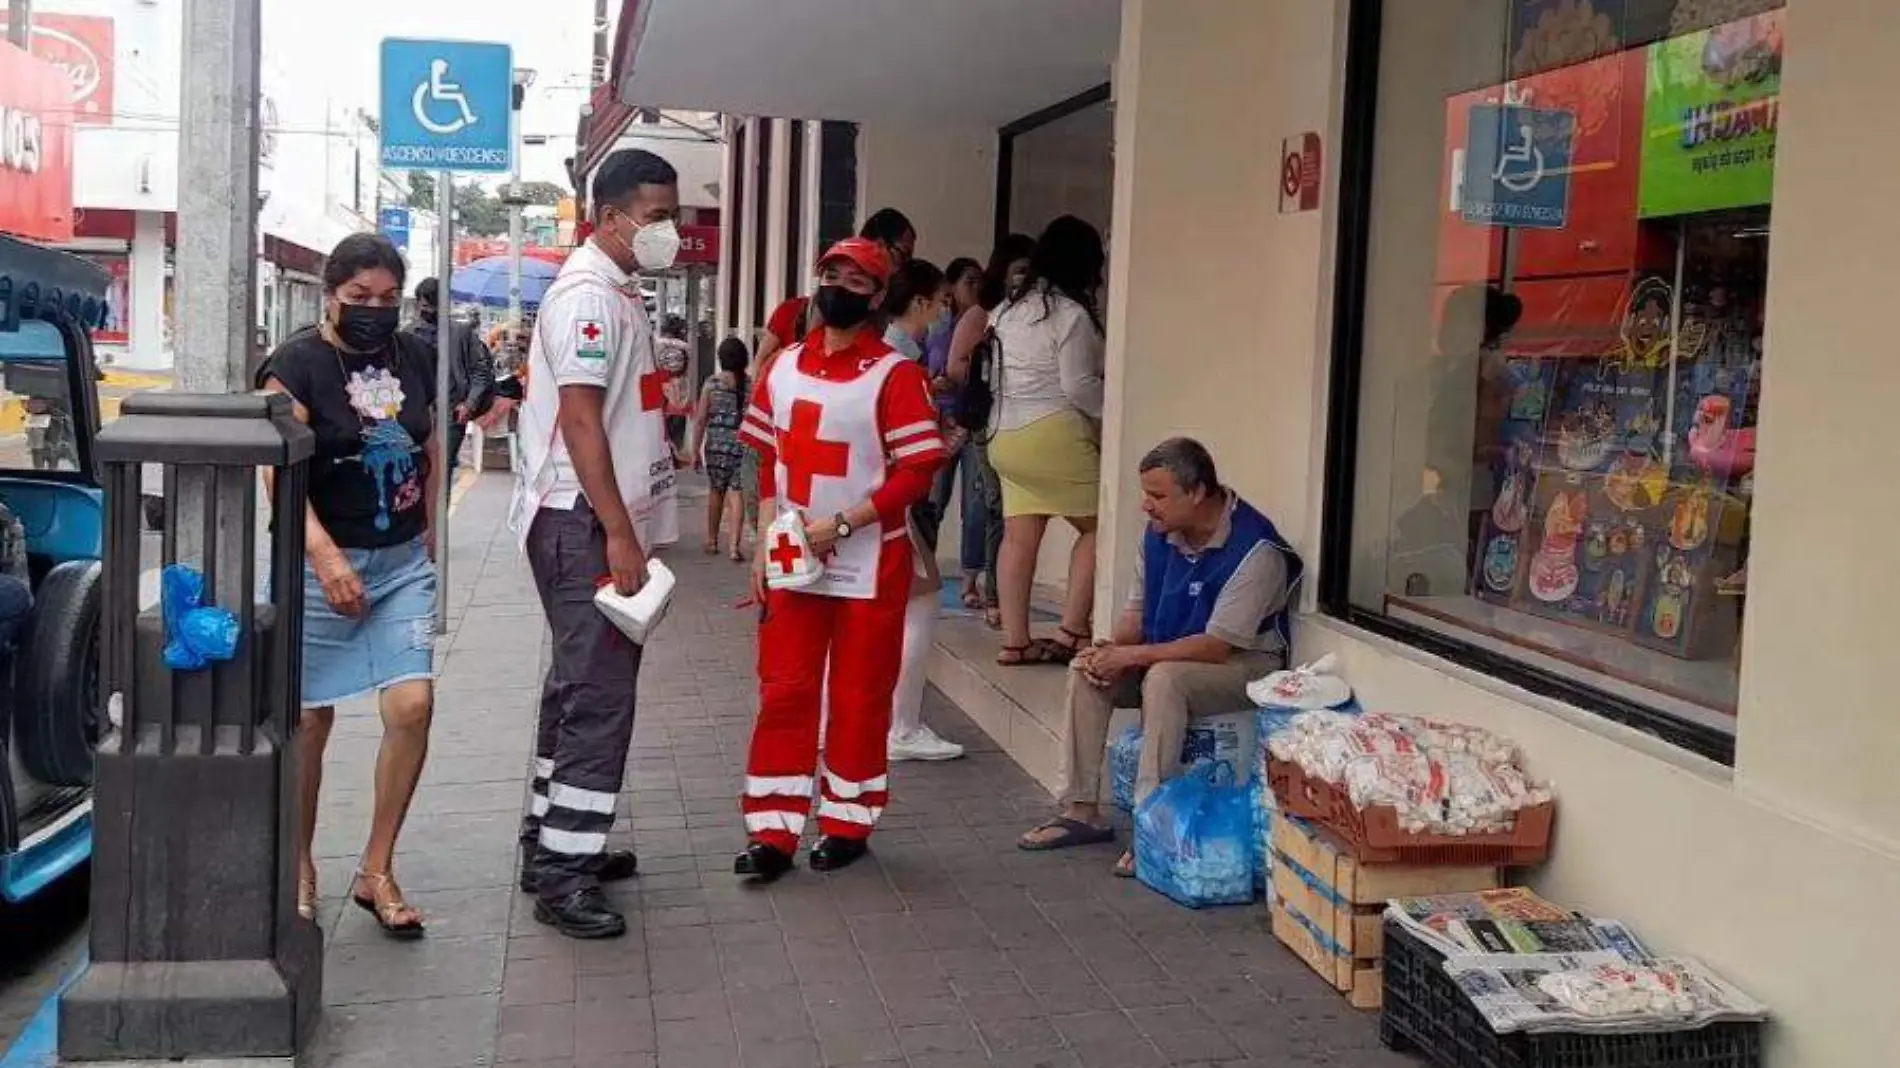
1141, 498, 1303, 649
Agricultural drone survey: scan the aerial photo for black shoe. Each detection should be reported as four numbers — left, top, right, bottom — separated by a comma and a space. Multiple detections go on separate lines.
733, 842, 794, 883
533, 887, 627, 940
519, 849, 638, 894
808, 836, 869, 872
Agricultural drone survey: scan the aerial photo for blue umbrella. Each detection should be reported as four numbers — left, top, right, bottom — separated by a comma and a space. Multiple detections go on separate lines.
449, 255, 561, 310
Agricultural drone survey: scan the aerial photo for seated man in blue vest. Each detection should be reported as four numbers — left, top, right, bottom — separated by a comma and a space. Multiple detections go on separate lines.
1018, 437, 1301, 876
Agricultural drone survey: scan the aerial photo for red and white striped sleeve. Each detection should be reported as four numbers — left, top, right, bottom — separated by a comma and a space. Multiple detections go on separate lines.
742, 353, 780, 500
740, 354, 777, 454
878, 360, 948, 469
868, 360, 948, 524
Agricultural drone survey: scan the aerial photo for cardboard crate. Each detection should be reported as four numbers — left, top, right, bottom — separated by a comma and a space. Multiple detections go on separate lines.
1268, 816, 1502, 1011
1271, 899, 1384, 1010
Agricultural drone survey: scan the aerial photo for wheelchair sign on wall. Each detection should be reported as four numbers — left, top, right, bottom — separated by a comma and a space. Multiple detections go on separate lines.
1460, 104, 1576, 231
379, 37, 514, 173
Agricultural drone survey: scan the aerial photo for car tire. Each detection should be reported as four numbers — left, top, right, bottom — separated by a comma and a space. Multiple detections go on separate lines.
15, 562, 101, 788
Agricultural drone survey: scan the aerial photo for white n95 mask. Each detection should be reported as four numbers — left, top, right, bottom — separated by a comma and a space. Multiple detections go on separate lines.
633, 219, 683, 272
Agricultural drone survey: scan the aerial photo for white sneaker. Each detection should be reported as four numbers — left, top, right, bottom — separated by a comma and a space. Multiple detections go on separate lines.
889, 725, 964, 762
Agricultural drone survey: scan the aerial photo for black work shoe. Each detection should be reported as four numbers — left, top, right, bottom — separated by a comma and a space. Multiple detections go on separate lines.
808, 836, 869, 872
519, 850, 639, 895
533, 887, 627, 940
733, 842, 795, 883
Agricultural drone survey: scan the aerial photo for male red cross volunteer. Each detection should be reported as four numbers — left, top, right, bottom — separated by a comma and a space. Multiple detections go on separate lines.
735, 237, 948, 881
510, 149, 681, 939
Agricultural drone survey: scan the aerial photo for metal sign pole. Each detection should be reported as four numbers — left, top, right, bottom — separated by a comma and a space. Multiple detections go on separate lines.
6, 0, 31, 46
434, 168, 453, 634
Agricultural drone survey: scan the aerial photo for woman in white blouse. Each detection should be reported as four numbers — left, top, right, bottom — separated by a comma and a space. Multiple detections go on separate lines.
984, 216, 1107, 665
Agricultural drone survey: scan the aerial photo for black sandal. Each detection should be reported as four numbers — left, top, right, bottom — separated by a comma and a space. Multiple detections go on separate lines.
1051, 627, 1092, 656
1018, 817, 1116, 851
998, 642, 1065, 667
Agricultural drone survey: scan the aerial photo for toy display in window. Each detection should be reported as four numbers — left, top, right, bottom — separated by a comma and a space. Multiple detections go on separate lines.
1687, 394, 1756, 478
1491, 440, 1532, 535
1528, 486, 1587, 603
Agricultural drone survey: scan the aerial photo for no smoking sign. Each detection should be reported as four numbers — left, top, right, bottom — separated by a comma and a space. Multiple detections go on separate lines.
1279, 132, 1322, 214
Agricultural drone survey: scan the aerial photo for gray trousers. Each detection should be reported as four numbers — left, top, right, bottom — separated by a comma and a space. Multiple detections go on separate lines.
521, 499, 643, 900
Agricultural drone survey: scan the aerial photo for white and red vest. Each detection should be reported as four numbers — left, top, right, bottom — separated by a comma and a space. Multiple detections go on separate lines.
764, 345, 911, 600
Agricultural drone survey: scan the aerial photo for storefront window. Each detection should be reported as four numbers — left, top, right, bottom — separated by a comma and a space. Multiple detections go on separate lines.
1005, 92, 1114, 239
1334, 0, 1783, 746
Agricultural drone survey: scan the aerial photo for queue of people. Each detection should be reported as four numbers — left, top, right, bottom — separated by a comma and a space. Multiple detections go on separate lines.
267, 142, 1300, 949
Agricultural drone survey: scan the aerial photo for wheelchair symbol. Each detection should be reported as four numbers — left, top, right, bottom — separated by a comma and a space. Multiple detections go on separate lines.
412, 58, 479, 136
1492, 122, 1545, 193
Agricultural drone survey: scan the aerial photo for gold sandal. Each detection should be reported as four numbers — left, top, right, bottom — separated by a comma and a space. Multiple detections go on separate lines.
297, 872, 319, 921
351, 870, 425, 940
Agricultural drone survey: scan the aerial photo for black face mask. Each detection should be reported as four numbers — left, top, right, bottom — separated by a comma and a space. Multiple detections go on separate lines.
813, 285, 875, 330
418, 306, 438, 325
335, 303, 400, 352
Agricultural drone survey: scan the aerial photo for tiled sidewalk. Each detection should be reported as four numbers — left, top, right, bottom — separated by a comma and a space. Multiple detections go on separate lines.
301, 473, 1416, 1068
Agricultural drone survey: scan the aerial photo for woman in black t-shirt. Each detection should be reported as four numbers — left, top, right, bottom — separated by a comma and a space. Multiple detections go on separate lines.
258, 233, 441, 939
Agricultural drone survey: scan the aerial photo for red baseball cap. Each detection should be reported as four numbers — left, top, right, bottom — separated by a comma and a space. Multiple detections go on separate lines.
816, 237, 892, 286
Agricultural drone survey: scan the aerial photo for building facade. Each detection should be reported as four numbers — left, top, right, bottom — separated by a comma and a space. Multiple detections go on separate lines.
10, 0, 378, 369
604, 1, 1899, 1061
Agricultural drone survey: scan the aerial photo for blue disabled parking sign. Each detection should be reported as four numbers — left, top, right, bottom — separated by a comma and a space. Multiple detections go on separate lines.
1461, 104, 1575, 231
380, 38, 513, 173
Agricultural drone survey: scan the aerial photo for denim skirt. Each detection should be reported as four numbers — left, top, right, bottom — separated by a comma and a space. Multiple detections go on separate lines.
300, 537, 438, 707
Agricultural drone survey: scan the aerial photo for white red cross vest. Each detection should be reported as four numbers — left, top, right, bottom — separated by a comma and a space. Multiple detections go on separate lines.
509, 253, 678, 550
765, 346, 910, 601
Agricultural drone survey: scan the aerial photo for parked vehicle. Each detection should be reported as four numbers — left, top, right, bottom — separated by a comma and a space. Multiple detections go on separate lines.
0, 235, 111, 905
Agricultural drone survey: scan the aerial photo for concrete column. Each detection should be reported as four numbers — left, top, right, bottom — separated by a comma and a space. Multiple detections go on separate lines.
764, 117, 792, 315
129, 211, 169, 371
737, 117, 762, 340
172, 0, 261, 393
799, 120, 823, 286
1734, 0, 1900, 835
1097, 0, 1347, 614
716, 115, 738, 337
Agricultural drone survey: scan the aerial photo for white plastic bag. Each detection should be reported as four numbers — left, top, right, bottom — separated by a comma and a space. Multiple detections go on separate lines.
762, 511, 824, 590
593, 558, 676, 645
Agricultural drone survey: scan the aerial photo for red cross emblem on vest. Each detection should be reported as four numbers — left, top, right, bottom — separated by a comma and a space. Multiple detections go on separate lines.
580, 322, 603, 344
779, 399, 850, 508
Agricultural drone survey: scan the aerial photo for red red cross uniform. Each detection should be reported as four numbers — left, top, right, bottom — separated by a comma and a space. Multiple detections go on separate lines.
738, 330, 947, 853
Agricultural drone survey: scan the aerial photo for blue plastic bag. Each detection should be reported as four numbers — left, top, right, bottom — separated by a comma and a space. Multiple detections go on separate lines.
161, 565, 240, 672
1109, 724, 1141, 811
1134, 760, 1256, 908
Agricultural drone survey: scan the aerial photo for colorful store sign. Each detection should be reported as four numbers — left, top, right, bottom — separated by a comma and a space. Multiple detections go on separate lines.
0, 41, 74, 243
677, 225, 720, 266
0, 14, 115, 124
1638, 10, 1782, 219
1462, 104, 1577, 231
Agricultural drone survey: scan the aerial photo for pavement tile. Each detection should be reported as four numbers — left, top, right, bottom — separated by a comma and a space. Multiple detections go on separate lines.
895, 1020, 984, 1057
815, 1025, 903, 1066
496, 1002, 576, 1062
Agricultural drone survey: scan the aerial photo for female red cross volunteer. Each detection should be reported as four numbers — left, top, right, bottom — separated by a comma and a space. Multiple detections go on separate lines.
735, 237, 948, 880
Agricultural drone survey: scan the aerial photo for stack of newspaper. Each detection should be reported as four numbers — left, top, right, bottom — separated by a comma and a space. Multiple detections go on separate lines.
1385, 890, 1769, 1035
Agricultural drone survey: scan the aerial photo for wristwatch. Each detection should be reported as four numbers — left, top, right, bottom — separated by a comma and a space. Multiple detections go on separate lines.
834, 513, 854, 540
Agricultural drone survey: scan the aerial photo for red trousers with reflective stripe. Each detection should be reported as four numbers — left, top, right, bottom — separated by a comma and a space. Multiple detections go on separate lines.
743, 541, 909, 854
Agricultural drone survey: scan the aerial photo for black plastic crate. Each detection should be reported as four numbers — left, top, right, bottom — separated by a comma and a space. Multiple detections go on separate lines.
1380, 920, 1764, 1068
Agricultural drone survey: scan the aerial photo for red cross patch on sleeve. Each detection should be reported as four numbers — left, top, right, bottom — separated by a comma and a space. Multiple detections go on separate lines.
576, 319, 608, 361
